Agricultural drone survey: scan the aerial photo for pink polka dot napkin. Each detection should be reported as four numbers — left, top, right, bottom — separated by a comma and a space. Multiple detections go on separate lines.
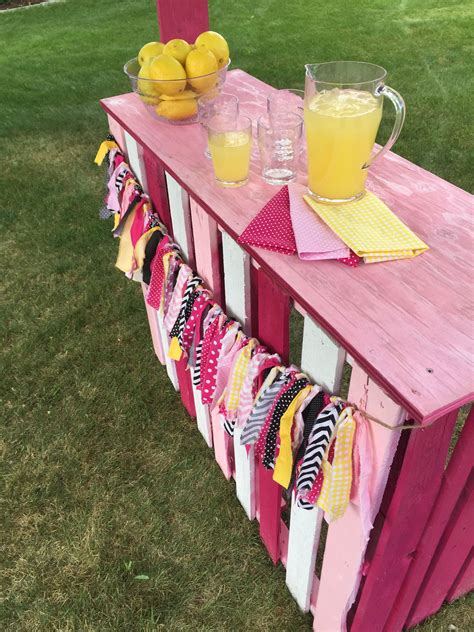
288, 183, 350, 261
238, 185, 296, 255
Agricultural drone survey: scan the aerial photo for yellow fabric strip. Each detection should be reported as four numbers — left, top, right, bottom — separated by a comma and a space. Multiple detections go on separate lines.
226, 338, 257, 412
317, 407, 356, 522
304, 191, 428, 263
273, 385, 312, 488
168, 336, 182, 361
115, 207, 137, 273
134, 225, 162, 272
94, 140, 118, 166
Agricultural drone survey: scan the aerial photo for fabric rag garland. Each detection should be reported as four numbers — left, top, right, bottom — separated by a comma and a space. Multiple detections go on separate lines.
96, 139, 375, 523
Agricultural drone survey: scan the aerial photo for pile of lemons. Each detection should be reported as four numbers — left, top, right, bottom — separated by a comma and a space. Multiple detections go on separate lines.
136, 31, 230, 121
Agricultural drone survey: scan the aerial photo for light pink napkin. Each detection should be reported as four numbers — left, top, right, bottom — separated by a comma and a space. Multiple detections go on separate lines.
288, 183, 350, 261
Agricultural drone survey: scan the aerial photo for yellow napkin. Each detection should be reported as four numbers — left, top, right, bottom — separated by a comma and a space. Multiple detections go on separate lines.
303, 191, 429, 263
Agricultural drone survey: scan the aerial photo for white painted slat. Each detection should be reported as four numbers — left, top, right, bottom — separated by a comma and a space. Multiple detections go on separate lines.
313, 363, 403, 631
301, 315, 346, 393
221, 232, 255, 519
286, 491, 323, 611
156, 311, 179, 391
164, 172, 194, 262
286, 314, 346, 612
191, 369, 213, 448
124, 131, 147, 189
221, 231, 252, 332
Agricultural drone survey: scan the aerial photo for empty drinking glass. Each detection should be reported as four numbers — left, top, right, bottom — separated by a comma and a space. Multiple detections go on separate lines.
207, 114, 253, 188
197, 93, 239, 158
267, 89, 304, 121
257, 112, 303, 185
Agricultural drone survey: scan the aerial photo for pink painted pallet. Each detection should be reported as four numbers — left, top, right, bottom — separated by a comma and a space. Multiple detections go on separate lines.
101, 70, 473, 631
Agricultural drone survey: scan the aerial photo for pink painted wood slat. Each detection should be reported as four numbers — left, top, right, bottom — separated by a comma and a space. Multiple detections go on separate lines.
385, 407, 474, 629
351, 409, 459, 632
256, 269, 290, 564
408, 471, 474, 627
447, 552, 474, 603
189, 199, 223, 305
100, 73, 473, 423
142, 147, 172, 228
175, 358, 196, 418
210, 408, 233, 480
156, 0, 209, 43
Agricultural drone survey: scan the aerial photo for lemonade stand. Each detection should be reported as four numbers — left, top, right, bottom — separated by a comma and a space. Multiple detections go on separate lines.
97, 1, 473, 630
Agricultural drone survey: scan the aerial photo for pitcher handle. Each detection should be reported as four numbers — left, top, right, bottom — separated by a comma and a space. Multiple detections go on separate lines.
363, 84, 406, 169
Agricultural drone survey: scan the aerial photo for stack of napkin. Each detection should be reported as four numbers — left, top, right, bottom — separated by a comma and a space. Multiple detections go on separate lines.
239, 184, 428, 265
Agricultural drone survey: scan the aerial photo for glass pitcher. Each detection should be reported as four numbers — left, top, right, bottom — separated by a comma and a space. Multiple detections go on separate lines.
304, 61, 405, 203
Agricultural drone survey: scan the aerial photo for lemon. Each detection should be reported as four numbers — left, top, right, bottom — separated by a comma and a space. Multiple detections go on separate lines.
138, 41, 165, 66
148, 55, 187, 96
195, 31, 229, 69
163, 39, 192, 65
156, 98, 198, 121
185, 49, 218, 93
159, 89, 199, 101
137, 62, 160, 105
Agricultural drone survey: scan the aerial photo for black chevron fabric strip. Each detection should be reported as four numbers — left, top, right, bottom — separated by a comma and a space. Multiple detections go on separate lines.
296, 403, 343, 493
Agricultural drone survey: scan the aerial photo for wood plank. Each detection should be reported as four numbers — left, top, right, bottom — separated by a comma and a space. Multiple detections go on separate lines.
350, 409, 458, 632
190, 199, 223, 305
221, 232, 255, 519
107, 114, 125, 151
286, 490, 323, 612
141, 282, 165, 364
165, 172, 195, 266
123, 130, 147, 188
163, 171, 196, 415
408, 471, 474, 626
101, 75, 474, 422
174, 357, 196, 418
313, 363, 404, 632
286, 315, 344, 612
221, 231, 252, 332
301, 315, 345, 393
142, 147, 172, 227
447, 552, 474, 603
210, 407, 233, 480
156, 310, 179, 391
256, 269, 290, 564
386, 407, 474, 629
156, 0, 209, 43
191, 368, 213, 448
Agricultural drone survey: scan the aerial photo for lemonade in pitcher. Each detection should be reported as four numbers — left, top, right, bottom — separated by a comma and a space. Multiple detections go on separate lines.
305, 89, 382, 201
304, 62, 405, 203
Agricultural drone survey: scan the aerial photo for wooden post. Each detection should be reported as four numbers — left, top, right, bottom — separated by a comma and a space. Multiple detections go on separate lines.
403, 407, 474, 627
350, 409, 459, 632
156, 0, 209, 42
256, 268, 290, 564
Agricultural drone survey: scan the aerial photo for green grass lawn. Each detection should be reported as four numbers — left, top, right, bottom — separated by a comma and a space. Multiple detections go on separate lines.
1, 0, 473, 630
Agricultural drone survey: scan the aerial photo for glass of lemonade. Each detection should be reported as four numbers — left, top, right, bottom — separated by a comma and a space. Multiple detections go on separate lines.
197, 93, 239, 158
304, 61, 405, 203
207, 114, 252, 187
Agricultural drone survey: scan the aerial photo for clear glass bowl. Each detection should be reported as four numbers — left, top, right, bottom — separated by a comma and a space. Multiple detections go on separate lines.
124, 57, 230, 125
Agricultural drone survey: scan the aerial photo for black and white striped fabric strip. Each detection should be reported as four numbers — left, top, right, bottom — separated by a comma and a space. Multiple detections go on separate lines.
240, 372, 287, 446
